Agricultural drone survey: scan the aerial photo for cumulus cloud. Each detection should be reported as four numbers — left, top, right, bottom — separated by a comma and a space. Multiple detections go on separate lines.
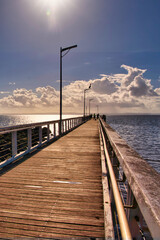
129, 77, 158, 97
91, 75, 118, 94
121, 65, 146, 87
36, 86, 59, 106
0, 88, 41, 108
0, 65, 159, 114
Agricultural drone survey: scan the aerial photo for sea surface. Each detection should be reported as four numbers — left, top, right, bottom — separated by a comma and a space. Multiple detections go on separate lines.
106, 115, 160, 173
0, 114, 159, 173
0, 114, 79, 128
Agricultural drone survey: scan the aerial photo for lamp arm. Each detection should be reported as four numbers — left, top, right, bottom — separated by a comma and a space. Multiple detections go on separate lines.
62, 49, 70, 58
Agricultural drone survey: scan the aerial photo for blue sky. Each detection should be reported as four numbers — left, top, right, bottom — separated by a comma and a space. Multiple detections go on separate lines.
0, 0, 160, 114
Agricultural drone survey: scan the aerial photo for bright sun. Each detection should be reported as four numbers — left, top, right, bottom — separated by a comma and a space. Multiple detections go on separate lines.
36, 0, 73, 29
37, 0, 71, 12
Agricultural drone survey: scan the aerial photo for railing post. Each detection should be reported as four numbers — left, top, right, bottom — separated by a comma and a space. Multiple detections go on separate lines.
57, 121, 60, 136
28, 128, 32, 151
47, 124, 50, 141
126, 185, 143, 239
67, 120, 69, 131
54, 123, 56, 137
39, 126, 42, 146
65, 120, 67, 132
12, 131, 17, 157
62, 121, 64, 133
111, 150, 119, 179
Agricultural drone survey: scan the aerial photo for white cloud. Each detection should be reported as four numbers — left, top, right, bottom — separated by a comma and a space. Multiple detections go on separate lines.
129, 77, 158, 97
9, 82, 16, 86
36, 86, 59, 106
0, 88, 40, 109
121, 65, 146, 87
91, 76, 118, 95
0, 65, 159, 114
155, 88, 160, 96
0, 91, 10, 94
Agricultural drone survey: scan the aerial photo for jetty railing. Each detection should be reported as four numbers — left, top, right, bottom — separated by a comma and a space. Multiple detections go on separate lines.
99, 116, 160, 240
0, 116, 91, 168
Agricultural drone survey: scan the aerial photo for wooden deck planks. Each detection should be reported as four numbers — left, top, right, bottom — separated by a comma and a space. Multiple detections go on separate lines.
0, 119, 105, 239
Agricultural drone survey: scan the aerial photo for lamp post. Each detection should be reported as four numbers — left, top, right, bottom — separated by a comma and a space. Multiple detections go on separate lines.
84, 84, 91, 120
60, 44, 77, 135
89, 98, 93, 116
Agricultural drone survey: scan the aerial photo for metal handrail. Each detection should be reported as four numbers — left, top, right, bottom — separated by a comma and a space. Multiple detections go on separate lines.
99, 118, 132, 240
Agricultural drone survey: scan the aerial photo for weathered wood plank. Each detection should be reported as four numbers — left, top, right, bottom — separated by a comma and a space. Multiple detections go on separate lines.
0, 119, 106, 239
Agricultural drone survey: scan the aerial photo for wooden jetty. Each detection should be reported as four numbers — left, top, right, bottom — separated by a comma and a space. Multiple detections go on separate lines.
0, 119, 109, 239
0, 117, 159, 239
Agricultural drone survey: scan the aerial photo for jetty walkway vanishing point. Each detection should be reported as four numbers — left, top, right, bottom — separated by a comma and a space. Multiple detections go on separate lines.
0, 117, 159, 239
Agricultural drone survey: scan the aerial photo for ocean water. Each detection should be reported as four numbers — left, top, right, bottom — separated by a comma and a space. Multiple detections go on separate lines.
0, 114, 79, 128
106, 115, 160, 173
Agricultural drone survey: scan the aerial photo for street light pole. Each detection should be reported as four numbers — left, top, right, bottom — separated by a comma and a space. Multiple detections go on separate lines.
60, 47, 62, 135
83, 84, 91, 120
89, 98, 93, 115
59, 45, 77, 135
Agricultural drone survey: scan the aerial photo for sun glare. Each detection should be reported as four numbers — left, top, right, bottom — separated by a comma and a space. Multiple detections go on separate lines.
35, 0, 73, 29
38, 0, 71, 12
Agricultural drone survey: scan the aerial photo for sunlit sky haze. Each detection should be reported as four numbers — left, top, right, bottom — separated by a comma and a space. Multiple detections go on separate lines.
0, 0, 160, 114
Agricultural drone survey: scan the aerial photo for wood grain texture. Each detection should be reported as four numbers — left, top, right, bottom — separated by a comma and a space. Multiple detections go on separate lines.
0, 120, 105, 239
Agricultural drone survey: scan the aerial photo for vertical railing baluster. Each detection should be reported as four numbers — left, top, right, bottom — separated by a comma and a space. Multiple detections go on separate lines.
28, 128, 32, 152
54, 123, 56, 137
12, 131, 17, 157
65, 120, 67, 132
57, 121, 60, 135
62, 121, 64, 133
47, 124, 50, 141
39, 126, 42, 146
